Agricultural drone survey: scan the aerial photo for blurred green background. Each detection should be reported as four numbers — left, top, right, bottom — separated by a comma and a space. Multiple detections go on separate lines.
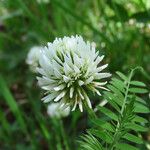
0, 0, 150, 149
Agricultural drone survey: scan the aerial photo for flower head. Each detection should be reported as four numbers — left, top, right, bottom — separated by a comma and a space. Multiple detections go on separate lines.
26, 46, 42, 72
37, 35, 111, 112
47, 102, 70, 118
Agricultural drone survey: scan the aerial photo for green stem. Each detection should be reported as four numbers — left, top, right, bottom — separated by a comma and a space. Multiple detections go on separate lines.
120, 70, 133, 114
109, 70, 134, 150
59, 119, 70, 150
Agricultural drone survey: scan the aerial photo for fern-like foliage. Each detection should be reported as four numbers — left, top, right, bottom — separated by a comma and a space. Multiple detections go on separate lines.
79, 69, 149, 150
78, 132, 104, 150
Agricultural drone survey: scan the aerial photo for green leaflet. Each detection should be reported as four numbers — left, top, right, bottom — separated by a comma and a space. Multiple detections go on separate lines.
105, 92, 123, 107
107, 84, 124, 101
116, 71, 128, 81
134, 102, 150, 113
130, 81, 146, 87
133, 115, 148, 123
91, 118, 115, 132
79, 133, 104, 150
115, 143, 139, 150
89, 129, 113, 144
104, 92, 121, 112
126, 123, 148, 132
129, 87, 148, 94
123, 133, 143, 144
110, 78, 125, 93
97, 106, 118, 121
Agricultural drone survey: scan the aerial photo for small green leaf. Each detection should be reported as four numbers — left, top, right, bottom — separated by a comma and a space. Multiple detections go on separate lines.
79, 132, 104, 150
116, 71, 128, 81
107, 85, 124, 101
104, 92, 121, 112
130, 81, 146, 87
110, 78, 125, 92
126, 123, 148, 132
133, 115, 148, 123
91, 119, 115, 132
115, 143, 139, 150
134, 102, 150, 113
123, 133, 143, 144
97, 106, 118, 121
129, 88, 148, 94
135, 96, 147, 104
105, 92, 123, 106
89, 129, 113, 144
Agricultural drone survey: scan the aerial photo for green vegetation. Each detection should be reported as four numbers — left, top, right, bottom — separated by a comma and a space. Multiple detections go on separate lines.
79, 68, 149, 150
0, 0, 149, 150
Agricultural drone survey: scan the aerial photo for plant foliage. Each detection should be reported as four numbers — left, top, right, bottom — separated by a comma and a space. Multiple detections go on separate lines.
79, 69, 149, 150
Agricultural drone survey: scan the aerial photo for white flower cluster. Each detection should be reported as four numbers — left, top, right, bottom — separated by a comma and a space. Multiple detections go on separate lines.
37, 35, 111, 112
26, 46, 42, 72
47, 103, 70, 118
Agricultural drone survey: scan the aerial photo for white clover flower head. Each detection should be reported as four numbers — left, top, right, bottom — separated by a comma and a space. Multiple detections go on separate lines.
47, 103, 70, 118
37, 35, 111, 112
26, 46, 42, 72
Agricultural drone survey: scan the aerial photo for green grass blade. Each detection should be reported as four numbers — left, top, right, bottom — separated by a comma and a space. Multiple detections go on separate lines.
0, 75, 27, 132
0, 108, 12, 138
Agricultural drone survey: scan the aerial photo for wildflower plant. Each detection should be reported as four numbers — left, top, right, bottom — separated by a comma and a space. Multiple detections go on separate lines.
1, 0, 150, 149
28, 36, 150, 150
79, 68, 149, 150
37, 35, 111, 112
34, 36, 149, 150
